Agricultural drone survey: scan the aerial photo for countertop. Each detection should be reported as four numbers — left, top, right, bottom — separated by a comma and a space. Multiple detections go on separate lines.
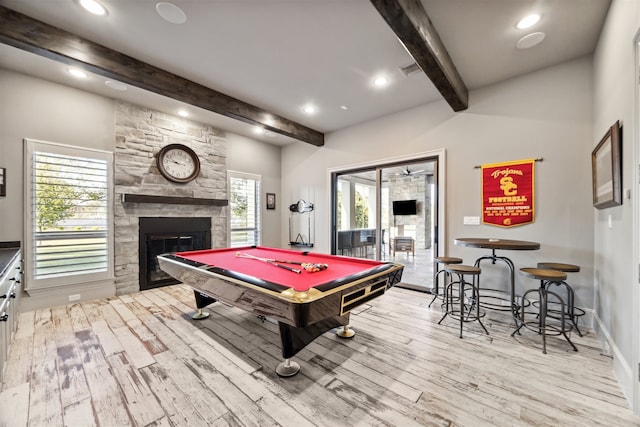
0, 242, 21, 278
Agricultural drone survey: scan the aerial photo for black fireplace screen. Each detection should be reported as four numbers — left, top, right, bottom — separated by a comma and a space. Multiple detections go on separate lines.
139, 217, 211, 290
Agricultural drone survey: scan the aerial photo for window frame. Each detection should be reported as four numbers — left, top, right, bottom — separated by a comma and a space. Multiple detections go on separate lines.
23, 138, 114, 291
227, 170, 262, 248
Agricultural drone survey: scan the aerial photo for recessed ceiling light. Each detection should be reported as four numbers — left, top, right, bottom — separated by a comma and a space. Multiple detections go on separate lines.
373, 76, 389, 87
156, 2, 187, 24
253, 126, 264, 134
516, 32, 546, 49
79, 0, 107, 16
303, 105, 317, 114
68, 68, 87, 78
105, 80, 127, 91
177, 109, 189, 117
340, 105, 349, 110
517, 14, 541, 30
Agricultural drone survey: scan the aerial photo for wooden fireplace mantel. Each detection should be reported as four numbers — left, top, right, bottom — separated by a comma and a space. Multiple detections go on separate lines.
121, 193, 228, 206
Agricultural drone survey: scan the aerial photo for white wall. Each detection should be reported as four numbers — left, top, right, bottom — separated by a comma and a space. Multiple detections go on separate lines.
0, 69, 116, 242
226, 133, 282, 247
592, 0, 640, 404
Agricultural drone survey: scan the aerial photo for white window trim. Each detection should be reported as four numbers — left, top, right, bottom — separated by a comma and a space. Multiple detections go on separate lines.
23, 138, 114, 292
227, 170, 262, 247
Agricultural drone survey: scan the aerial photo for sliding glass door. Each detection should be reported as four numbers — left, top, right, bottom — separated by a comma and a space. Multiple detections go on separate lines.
331, 157, 439, 290
335, 170, 378, 259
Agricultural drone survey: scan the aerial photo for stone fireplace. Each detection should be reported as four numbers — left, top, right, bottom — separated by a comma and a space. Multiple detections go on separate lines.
138, 217, 211, 290
114, 102, 228, 295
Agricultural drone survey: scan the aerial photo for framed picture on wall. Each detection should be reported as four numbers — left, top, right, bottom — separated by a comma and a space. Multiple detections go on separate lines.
592, 120, 622, 209
266, 193, 276, 210
0, 168, 5, 197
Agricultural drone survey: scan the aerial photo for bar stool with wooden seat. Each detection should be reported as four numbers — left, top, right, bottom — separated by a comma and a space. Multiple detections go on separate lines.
429, 256, 463, 308
512, 267, 578, 354
537, 262, 584, 336
438, 264, 489, 338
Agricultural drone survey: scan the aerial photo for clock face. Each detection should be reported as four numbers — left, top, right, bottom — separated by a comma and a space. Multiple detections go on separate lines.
156, 144, 200, 183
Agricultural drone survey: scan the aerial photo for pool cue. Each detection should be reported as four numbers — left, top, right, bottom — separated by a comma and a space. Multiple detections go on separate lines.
236, 252, 302, 274
236, 252, 305, 265
236, 252, 327, 272
266, 259, 302, 274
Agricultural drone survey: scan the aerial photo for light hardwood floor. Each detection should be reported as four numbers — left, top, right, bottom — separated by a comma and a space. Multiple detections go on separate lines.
1, 284, 638, 427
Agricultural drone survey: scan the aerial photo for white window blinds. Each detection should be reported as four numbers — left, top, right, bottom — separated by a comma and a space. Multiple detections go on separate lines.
24, 139, 113, 289
228, 171, 261, 247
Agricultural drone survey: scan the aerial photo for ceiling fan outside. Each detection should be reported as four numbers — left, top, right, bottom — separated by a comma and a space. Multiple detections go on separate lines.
395, 166, 427, 177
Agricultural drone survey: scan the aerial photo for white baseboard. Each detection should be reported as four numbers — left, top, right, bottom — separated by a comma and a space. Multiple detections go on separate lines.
592, 309, 634, 403
19, 279, 116, 312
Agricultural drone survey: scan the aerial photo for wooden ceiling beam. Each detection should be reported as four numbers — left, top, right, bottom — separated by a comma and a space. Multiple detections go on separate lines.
0, 6, 324, 146
370, 0, 468, 111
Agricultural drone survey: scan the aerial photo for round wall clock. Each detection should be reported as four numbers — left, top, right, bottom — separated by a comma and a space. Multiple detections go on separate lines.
156, 143, 201, 183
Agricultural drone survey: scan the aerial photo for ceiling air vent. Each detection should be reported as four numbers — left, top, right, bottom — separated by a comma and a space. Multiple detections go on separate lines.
399, 62, 422, 77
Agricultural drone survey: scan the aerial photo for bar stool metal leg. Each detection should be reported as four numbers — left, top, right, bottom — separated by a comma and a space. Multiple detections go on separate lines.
430, 257, 463, 308
438, 279, 457, 325
515, 268, 578, 354
538, 262, 584, 337
473, 274, 489, 336
539, 286, 547, 353
544, 280, 584, 337
546, 289, 577, 352
437, 265, 488, 338
429, 268, 451, 308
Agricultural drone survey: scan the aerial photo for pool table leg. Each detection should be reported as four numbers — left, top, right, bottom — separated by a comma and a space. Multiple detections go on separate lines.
192, 290, 216, 320
276, 358, 301, 377
192, 309, 209, 320
277, 314, 349, 376
336, 324, 355, 338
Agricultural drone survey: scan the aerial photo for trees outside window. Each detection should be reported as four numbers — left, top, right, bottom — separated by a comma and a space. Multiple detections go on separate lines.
24, 139, 113, 289
355, 191, 369, 228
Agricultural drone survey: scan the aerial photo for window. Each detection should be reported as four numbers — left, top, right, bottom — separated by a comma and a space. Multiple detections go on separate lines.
228, 171, 261, 247
24, 139, 113, 290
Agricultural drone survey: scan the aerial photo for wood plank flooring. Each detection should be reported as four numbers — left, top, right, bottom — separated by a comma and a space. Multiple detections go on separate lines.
1, 284, 638, 427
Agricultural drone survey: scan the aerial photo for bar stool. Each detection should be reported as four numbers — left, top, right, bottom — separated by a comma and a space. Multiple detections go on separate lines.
438, 264, 488, 338
429, 256, 463, 308
537, 262, 584, 336
512, 268, 578, 354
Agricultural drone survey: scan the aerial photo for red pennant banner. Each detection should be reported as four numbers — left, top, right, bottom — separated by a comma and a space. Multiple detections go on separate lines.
481, 159, 535, 227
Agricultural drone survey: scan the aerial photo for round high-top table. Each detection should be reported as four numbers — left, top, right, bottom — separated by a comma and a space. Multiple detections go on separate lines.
454, 238, 540, 320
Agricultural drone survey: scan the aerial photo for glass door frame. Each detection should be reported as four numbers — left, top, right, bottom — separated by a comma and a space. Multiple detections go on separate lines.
329, 150, 446, 262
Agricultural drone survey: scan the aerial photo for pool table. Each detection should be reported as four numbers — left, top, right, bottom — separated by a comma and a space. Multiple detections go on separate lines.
157, 246, 404, 377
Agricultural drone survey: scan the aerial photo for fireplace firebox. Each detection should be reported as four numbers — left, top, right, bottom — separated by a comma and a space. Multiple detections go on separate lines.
139, 217, 211, 290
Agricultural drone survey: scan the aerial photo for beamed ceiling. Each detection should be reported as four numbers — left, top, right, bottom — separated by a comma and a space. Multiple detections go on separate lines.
0, 0, 610, 146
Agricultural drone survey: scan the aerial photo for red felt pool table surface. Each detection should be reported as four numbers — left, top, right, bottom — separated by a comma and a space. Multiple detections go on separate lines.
174, 246, 387, 292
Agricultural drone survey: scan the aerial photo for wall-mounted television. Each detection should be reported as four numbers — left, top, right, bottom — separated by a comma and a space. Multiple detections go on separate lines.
392, 199, 417, 215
